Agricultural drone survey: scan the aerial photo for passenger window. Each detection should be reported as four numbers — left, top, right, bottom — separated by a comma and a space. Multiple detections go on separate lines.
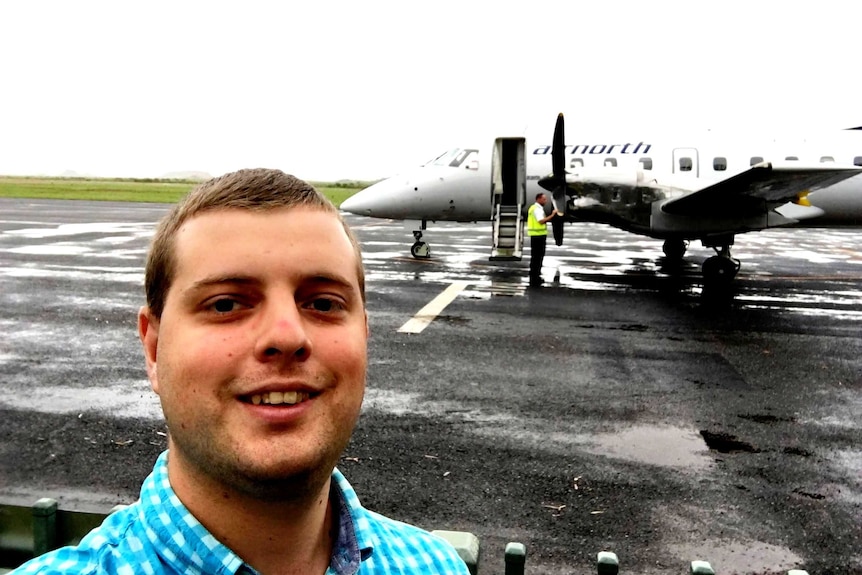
604, 158, 617, 167
750, 156, 764, 166
785, 156, 798, 161
679, 157, 692, 172
820, 156, 834, 163
713, 157, 727, 171
639, 157, 653, 170
855, 156, 862, 166
569, 158, 584, 168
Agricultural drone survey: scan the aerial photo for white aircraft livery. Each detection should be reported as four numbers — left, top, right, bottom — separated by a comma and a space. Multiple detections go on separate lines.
341, 114, 862, 286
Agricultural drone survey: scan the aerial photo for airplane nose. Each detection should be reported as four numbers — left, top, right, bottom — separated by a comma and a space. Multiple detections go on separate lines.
341, 180, 399, 217
340, 188, 374, 215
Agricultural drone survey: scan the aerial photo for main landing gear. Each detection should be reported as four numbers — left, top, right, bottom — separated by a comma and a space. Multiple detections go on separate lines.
701, 236, 740, 287
664, 235, 740, 288
662, 238, 688, 260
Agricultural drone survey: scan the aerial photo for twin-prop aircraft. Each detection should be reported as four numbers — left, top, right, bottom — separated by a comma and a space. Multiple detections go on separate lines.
341, 114, 862, 286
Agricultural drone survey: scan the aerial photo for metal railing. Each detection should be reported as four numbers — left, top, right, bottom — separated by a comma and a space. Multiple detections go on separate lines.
1, 498, 814, 574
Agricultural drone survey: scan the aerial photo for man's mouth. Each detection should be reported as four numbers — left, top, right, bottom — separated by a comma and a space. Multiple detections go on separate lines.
247, 391, 311, 406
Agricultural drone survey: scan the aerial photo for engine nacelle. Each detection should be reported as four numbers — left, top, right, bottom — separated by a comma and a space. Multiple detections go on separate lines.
564, 168, 649, 188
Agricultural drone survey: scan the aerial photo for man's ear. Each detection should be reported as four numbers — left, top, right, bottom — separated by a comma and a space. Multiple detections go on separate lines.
138, 306, 161, 394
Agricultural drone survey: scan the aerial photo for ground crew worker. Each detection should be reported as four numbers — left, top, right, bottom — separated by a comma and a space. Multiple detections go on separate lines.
527, 192, 559, 287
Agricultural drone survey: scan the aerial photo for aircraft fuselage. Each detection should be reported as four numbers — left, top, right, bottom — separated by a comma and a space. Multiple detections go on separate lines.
342, 130, 862, 231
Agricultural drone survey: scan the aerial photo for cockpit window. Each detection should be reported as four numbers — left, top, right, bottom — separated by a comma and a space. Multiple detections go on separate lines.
426, 149, 457, 165
426, 148, 479, 169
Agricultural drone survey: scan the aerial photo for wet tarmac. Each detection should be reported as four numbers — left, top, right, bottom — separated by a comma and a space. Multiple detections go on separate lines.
1, 198, 862, 574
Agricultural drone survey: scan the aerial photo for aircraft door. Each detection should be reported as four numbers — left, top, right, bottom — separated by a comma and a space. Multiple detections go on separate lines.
490, 137, 526, 261
492, 138, 526, 208
672, 147, 699, 178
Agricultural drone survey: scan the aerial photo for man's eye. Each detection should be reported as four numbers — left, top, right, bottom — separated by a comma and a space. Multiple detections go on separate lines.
211, 298, 240, 313
309, 298, 342, 313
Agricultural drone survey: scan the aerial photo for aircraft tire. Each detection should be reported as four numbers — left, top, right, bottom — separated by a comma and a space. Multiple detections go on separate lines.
663, 239, 687, 260
410, 241, 431, 259
702, 256, 739, 285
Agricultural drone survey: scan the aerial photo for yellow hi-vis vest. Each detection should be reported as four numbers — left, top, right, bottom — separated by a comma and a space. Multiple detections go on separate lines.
526, 202, 548, 237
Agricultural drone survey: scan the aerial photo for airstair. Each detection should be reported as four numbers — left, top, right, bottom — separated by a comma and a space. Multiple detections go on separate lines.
490, 137, 526, 261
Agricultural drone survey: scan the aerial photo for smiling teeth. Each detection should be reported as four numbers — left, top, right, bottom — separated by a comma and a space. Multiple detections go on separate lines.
251, 391, 309, 405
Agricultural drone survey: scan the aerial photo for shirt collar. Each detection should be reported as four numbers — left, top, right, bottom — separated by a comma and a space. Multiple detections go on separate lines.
140, 451, 245, 574
330, 468, 375, 565
140, 453, 373, 575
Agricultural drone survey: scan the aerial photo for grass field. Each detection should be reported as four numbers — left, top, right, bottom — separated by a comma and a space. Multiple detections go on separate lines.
0, 176, 366, 208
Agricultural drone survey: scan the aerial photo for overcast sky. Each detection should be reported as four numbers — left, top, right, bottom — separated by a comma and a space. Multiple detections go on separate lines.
1, 1, 859, 182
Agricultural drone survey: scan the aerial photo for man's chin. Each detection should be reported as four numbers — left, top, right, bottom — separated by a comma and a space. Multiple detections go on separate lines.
211, 449, 340, 498
173, 444, 335, 502
226, 465, 330, 501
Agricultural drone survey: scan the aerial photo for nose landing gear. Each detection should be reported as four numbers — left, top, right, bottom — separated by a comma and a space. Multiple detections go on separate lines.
411, 229, 431, 259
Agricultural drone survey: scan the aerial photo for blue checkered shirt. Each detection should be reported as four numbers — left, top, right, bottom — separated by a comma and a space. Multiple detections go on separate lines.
12, 451, 469, 574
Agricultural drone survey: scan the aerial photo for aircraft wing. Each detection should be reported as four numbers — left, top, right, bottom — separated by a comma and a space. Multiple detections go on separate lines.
660, 163, 861, 217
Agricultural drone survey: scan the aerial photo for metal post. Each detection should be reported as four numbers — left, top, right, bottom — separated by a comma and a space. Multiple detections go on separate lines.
691, 560, 715, 575
505, 542, 526, 575
597, 551, 619, 574
31, 498, 58, 556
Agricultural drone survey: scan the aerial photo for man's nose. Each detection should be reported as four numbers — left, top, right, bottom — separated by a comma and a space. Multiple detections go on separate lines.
254, 301, 311, 362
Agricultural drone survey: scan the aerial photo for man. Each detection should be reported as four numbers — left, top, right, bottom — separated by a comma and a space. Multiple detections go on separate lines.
13, 169, 469, 574
526, 192, 559, 287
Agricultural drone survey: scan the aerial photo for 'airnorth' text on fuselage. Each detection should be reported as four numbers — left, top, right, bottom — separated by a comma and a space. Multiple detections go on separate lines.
532, 142, 652, 156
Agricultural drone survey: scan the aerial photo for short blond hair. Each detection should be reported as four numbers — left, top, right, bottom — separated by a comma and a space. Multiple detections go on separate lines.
144, 168, 364, 318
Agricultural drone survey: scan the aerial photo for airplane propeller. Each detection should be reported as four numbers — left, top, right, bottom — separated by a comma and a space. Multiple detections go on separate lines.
537, 113, 568, 246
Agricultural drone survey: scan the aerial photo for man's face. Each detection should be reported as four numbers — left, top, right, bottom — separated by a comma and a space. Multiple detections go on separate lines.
139, 206, 368, 498
537, 194, 547, 206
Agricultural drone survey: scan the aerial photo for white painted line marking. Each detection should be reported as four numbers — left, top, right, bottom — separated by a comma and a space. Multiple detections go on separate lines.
398, 281, 470, 334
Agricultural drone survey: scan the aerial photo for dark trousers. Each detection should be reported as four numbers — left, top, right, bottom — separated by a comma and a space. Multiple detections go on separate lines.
529, 234, 547, 284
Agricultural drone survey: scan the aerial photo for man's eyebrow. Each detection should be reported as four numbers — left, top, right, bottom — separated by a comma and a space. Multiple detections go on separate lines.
304, 272, 359, 293
184, 273, 358, 292
185, 275, 261, 292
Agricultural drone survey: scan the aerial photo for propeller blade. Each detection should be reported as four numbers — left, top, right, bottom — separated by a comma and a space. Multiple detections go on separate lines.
552, 113, 565, 181
539, 113, 568, 195
551, 113, 566, 245
552, 215, 564, 246
552, 186, 567, 215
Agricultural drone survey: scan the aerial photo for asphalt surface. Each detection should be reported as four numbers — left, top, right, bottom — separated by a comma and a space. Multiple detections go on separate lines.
1, 198, 862, 574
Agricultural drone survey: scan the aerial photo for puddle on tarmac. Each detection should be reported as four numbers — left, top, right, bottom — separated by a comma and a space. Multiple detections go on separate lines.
3, 222, 153, 239
362, 389, 424, 416
581, 424, 713, 471
8, 245, 93, 256
666, 538, 803, 574
0, 381, 163, 420
0, 265, 144, 283
364, 390, 712, 472
739, 304, 862, 321
801, 388, 862, 430
362, 388, 515, 424
651, 502, 810, 573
